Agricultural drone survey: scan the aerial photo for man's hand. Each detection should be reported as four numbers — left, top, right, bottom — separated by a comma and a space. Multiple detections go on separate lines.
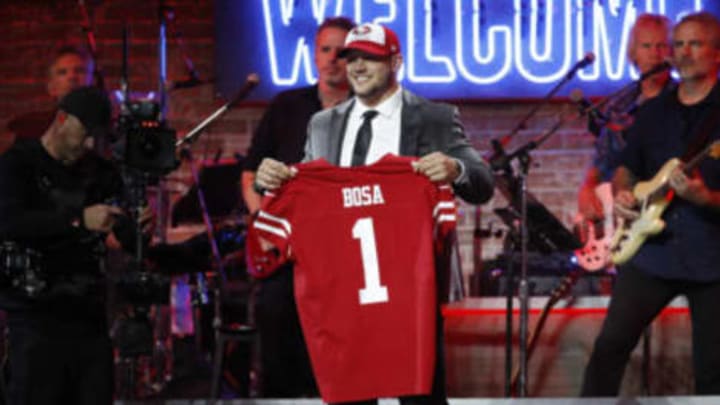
412, 152, 461, 183
83, 204, 124, 233
669, 168, 710, 206
241, 171, 262, 215
255, 158, 296, 190
137, 205, 155, 235
614, 190, 640, 220
578, 186, 604, 222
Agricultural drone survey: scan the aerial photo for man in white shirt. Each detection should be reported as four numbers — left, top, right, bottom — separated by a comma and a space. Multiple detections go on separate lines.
255, 22, 494, 404
256, 22, 493, 205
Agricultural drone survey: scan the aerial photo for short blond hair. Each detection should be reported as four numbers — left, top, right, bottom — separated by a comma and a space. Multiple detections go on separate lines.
628, 13, 672, 62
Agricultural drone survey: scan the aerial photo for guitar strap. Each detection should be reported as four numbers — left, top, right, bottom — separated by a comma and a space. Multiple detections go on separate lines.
681, 95, 720, 162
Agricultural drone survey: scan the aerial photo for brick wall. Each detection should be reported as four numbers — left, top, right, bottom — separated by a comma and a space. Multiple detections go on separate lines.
0, 0, 596, 289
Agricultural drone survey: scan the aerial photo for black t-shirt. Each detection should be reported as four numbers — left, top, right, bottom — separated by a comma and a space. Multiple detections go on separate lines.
620, 82, 720, 281
0, 138, 123, 316
244, 85, 323, 170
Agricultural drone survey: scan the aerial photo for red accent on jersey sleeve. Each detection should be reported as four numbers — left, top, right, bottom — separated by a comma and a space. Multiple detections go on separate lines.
249, 155, 458, 402
433, 184, 458, 239
246, 191, 294, 278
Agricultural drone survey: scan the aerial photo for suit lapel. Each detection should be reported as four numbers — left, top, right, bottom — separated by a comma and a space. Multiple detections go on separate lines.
400, 90, 421, 156
327, 100, 354, 165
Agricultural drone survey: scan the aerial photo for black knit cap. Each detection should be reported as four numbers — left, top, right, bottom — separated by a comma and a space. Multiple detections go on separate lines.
57, 86, 112, 137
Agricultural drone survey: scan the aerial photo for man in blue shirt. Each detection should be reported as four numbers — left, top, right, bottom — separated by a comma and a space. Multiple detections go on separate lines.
577, 14, 673, 224
581, 11, 720, 396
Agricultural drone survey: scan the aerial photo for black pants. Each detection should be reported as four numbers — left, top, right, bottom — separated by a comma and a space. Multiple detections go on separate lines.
581, 264, 720, 396
256, 267, 318, 397
5, 315, 113, 405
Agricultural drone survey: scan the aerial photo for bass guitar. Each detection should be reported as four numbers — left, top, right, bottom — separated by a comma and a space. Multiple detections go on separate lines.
573, 182, 614, 271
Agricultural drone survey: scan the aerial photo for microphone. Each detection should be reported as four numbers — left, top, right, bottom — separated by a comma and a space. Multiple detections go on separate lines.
566, 52, 595, 79
171, 73, 208, 90
570, 88, 609, 123
639, 60, 672, 81
489, 138, 511, 172
228, 73, 260, 107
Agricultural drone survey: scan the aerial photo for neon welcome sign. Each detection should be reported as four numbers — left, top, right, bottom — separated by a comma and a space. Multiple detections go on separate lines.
215, 0, 717, 100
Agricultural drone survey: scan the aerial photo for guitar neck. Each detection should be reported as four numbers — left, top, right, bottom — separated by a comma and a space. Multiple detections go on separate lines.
684, 142, 716, 175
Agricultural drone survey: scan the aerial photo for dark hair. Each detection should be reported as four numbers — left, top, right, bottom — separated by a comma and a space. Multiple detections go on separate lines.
674, 11, 720, 49
317, 16, 356, 34
48, 45, 93, 75
58, 86, 111, 135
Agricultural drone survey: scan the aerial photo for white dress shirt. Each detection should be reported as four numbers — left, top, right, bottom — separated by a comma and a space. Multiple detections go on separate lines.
339, 86, 403, 167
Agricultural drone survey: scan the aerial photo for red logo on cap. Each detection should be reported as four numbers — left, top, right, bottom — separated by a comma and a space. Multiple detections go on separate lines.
352, 25, 372, 35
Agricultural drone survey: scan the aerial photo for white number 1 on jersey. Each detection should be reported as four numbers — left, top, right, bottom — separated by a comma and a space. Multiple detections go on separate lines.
352, 218, 389, 305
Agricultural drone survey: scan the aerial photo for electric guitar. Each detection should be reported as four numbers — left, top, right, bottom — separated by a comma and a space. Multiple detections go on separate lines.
610, 140, 720, 265
573, 182, 614, 271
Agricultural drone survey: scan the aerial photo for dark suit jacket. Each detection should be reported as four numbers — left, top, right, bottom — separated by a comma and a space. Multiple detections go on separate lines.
304, 89, 494, 204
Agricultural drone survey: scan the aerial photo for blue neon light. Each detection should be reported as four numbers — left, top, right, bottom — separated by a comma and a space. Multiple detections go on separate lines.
214, 0, 719, 101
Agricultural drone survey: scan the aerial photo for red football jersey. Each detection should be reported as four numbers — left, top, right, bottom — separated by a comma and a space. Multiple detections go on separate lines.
249, 154, 456, 403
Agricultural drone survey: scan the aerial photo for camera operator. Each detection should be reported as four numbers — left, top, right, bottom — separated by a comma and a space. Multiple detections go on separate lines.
0, 86, 150, 405
2, 45, 94, 154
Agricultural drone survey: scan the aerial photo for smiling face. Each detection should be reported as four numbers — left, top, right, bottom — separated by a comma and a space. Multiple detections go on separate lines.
344, 50, 402, 106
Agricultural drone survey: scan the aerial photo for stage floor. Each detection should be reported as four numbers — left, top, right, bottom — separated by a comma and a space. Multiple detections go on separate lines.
443, 296, 693, 397
117, 296, 695, 401
113, 396, 720, 404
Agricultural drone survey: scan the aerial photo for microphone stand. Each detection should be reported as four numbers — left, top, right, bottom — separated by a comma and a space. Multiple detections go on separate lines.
175, 76, 258, 148
501, 118, 570, 397
174, 81, 258, 360
155, 1, 213, 374
78, 0, 105, 91
493, 95, 582, 399
491, 62, 591, 381
491, 138, 518, 398
583, 80, 639, 124
163, 5, 205, 91
584, 62, 671, 122
502, 58, 588, 146
178, 147, 226, 348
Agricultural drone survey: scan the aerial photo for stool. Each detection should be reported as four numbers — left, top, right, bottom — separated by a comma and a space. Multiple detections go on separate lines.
210, 322, 258, 399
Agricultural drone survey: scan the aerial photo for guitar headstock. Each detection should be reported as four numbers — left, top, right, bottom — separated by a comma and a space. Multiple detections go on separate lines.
549, 270, 581, 305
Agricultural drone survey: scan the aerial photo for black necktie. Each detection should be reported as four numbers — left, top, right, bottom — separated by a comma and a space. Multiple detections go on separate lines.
351, 110, 379, 167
